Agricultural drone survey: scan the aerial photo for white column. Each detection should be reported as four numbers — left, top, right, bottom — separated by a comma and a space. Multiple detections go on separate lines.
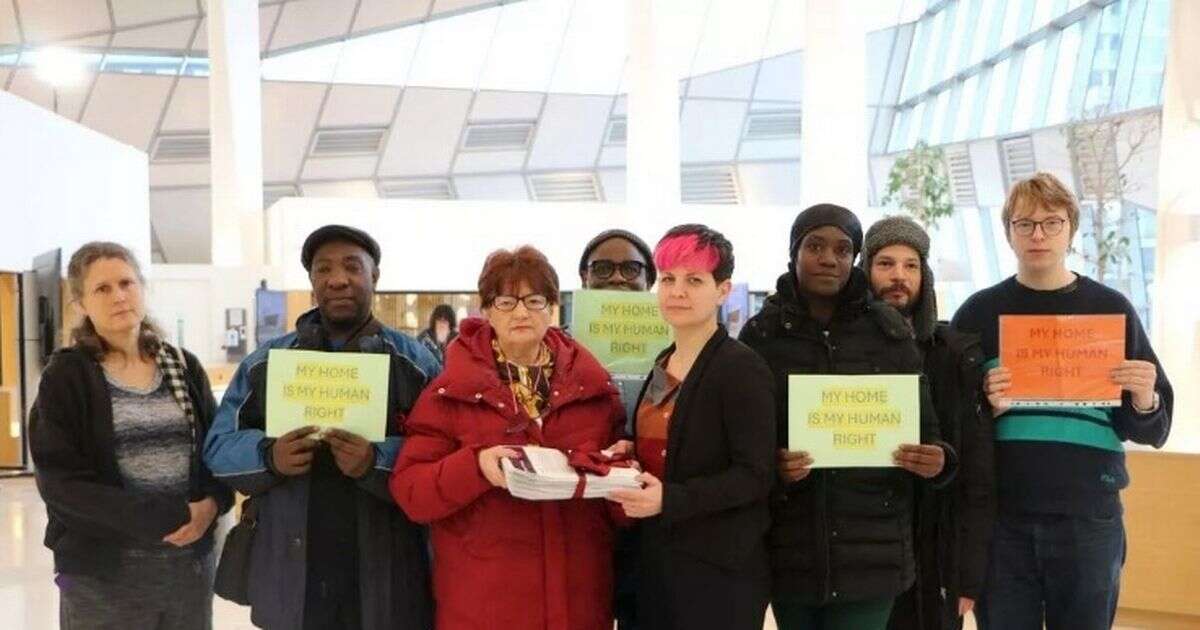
801, 0, 867, 210
207, 0, 264, 266
625, 0, 681, 215
1151, 0, 1200, 452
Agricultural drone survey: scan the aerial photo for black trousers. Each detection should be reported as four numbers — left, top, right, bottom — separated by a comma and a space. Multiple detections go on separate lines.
636, 520, 769, 630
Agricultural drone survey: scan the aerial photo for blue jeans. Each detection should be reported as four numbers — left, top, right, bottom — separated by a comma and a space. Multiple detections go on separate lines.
976, 512, 1125, 630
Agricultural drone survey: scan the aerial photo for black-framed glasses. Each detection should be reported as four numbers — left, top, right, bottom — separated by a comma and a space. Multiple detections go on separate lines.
587, 259, 646, 281
490, 294, 550, 312
1010, 217, 1067, 237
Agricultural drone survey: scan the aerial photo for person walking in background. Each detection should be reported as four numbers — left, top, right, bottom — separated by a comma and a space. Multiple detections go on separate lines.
417, 303, 458, 362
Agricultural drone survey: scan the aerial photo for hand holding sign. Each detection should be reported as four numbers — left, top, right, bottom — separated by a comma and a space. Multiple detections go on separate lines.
326, 428, 375, 478
984, 366, 1013, 417
1111, 359, 1158, 410
892, 443, 945, 478
271, 425, 320, 476
777, 449, 813, 483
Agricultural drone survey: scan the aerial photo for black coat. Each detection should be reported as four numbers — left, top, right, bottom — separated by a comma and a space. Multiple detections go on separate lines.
739, 269, 943, 605
892, 324, 996, 630
29, 345, 233, 576
632, 325, 776, 630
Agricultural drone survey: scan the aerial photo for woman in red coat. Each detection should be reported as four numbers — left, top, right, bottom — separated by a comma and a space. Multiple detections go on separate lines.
390, 245, 626, 630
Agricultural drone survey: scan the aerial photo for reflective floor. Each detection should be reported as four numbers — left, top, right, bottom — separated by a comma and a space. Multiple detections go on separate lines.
0, 477, 254, 630
4, 477, 1192, 630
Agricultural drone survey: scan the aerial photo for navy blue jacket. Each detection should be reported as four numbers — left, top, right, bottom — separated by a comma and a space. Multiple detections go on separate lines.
204, 309, 440, 630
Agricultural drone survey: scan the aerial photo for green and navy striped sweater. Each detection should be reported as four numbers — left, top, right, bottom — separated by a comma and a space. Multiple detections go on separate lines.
951, 275, 1172, 518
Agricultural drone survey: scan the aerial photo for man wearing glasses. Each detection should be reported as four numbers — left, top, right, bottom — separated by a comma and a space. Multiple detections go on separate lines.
579, 229, 657, 292
951, 173, 1172, 630
577, 229, 656, 630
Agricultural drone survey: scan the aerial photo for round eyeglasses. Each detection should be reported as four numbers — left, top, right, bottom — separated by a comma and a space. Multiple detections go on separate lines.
587, 259, 646, 281
1010, 217, 1067, 237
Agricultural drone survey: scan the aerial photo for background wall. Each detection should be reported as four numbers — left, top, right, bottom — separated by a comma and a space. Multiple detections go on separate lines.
0, 91, 150, 271
266, 197, 799, 293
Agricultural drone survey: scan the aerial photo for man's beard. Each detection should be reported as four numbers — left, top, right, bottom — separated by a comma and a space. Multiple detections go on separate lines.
882, 284, 916, 315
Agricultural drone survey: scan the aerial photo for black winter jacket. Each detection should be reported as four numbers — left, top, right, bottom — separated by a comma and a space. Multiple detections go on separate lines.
29, 345, 233, 576
896, 324, 996, 630
739, 269, 943, 605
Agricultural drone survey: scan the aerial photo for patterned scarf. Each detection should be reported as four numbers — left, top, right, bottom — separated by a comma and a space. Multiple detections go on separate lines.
155, 341, 196, 427
492, 339, 554, 420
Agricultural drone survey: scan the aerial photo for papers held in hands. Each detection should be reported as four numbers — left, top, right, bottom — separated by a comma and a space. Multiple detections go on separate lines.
501, 446, 641, 501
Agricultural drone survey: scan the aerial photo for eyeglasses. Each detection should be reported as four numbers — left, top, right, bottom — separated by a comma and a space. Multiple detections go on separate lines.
587, 259, 646, 281
1010, 217, 1067, 237
490, 294, 550, 312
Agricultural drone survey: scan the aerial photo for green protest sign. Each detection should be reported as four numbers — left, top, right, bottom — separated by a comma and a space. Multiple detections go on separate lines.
788, 374, 920, 468
266, 349, 390, 442
570, 290, 673, 376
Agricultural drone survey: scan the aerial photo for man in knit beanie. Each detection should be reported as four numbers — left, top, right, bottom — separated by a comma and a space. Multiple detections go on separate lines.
861, 216, 996, 630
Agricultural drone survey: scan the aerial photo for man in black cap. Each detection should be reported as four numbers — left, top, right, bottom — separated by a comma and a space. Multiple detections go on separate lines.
576, 228, 655, 630
861, 217, 995, 630
739, 204, 947, 630
205, 224, 440, 630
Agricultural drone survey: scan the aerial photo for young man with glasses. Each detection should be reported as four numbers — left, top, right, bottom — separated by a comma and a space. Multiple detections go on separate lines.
951, 173, 1173, 630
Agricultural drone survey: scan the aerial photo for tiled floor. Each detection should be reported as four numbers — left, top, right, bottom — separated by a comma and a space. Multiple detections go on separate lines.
3, 477, 1195, 630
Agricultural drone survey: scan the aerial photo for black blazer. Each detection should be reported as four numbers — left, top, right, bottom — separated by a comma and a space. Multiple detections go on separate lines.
29, 346, 233, 575
633, 325, 776, 571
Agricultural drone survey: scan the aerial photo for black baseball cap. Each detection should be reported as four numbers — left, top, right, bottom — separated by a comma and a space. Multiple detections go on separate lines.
301, 224, 381, 271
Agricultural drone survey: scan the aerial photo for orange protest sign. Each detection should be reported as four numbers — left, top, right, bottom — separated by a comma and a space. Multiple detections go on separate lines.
999, 314, 1125, 407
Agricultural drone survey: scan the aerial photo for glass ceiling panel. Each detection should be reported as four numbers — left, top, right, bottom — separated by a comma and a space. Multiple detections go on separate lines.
255, 0, 808, 95
548, 0, 626, 94
334, 27, 422, 86
690, 0, 774, 77
405, 5, 499, 89
479, 0, 573, 93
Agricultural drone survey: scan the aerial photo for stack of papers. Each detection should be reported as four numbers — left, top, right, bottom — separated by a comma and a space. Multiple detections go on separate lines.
502, 446, 642, 501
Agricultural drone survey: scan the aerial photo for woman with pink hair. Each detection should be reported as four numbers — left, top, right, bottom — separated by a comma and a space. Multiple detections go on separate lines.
607, 224, 776, 630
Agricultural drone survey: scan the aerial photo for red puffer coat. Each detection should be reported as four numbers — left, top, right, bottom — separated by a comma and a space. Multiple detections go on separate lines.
390, 318, 626, 630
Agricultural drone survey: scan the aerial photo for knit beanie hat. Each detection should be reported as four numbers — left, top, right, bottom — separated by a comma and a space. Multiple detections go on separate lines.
577, 229, 657, 286
861, 215, 930, 264
789, 204, 864, 262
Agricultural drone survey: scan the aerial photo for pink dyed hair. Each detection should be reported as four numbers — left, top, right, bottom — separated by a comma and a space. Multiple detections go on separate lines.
653, 233, 721, 276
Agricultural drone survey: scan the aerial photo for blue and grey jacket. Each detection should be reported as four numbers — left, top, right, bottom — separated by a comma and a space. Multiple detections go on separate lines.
204, 308, 440, 630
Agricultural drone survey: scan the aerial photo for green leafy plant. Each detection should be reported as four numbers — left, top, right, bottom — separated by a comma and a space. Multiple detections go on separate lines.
882, 140, 955, 229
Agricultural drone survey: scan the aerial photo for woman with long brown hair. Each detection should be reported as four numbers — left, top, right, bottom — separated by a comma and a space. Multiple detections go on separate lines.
30, 241, 232, 630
